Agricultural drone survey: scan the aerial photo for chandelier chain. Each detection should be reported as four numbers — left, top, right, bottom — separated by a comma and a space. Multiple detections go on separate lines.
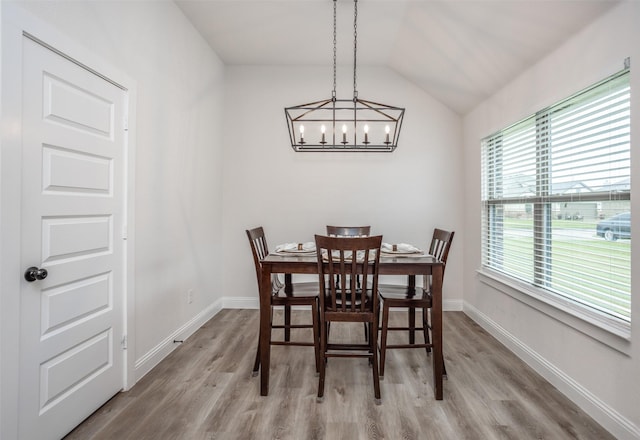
332, 0, 337, 99
353, 0, 358, 99
284, 0, 404, 151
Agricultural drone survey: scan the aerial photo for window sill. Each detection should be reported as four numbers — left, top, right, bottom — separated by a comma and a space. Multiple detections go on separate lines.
477, 268, 631, 355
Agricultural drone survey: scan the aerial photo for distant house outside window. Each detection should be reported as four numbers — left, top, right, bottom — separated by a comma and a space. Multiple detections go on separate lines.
480, 68, 631, 330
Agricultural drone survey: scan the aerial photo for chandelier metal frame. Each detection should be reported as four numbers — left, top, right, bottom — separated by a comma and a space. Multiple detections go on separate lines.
285, 0, 404, 152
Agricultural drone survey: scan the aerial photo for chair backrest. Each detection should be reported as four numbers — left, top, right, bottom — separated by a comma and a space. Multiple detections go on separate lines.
315, 234, 382, 314
424, 229, 454, 290
326, 226, 371, 288
326, 225, 371, 237
429, 228, 455, 270
247, 226, 283, 294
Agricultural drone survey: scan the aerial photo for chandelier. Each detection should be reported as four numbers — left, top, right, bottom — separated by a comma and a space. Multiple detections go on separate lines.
285, 0, 404, 152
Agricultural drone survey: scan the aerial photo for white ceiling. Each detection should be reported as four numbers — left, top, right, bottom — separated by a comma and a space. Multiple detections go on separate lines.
175, 0, 619, 115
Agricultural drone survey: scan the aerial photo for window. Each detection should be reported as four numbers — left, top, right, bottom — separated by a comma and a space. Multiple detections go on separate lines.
481, 69, 631, 327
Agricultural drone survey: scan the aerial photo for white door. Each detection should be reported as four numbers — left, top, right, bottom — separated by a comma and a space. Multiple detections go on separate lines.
19, 36, 127, 440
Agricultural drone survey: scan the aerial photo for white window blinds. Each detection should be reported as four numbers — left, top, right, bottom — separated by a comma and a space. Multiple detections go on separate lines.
481, 69, 631, 323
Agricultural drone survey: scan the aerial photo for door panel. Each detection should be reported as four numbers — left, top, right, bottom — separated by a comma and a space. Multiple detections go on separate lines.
19, 36, 126, 440
42, 145, 113, 195
42, 215, 112, 263
43, 72, 114, 137
41, 272, 112, 337
39, 329, 113, 413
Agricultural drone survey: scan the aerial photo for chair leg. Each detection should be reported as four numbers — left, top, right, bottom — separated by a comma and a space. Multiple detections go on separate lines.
408, 306, 416, 344
422, 307, 431, 355
367, 322, 371, 366
311, 299, 321, 374
317, 319, 327, 402
284, 304, 291, 341
425, 308, 432, 350
253, 307, 271, 376
379, 301, 390, 378
371, 315, 381, 404
254, 306, 275, 376
424, 308, 445, 377
252, 332, 260, 377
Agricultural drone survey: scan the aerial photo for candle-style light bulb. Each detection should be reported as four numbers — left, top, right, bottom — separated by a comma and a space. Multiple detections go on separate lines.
320, 124, 326, 144
299, 124, 305, 144
385, 125, 391, 144
363, 124, 370, 144
342, 124, 348, 144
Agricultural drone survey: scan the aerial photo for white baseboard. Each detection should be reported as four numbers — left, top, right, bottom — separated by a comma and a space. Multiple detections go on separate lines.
463, 301, 640, 440
443, 298, 463, 311
223, 296, 259, 309
134, 299, 223, 382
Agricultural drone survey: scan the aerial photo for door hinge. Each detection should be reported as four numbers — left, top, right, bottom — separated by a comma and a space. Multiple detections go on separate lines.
121, 223, 127, 240
121, 335, 128, 350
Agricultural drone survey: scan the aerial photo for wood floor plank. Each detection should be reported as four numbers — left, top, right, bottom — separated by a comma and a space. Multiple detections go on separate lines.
64, 310, 614, 440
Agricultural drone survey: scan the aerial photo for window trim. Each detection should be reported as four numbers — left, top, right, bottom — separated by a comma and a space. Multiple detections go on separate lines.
480, 68, 631, 328
478, 268, 631, 355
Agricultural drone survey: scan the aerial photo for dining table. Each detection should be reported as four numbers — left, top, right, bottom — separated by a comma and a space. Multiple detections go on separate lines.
258, 248, 445, 400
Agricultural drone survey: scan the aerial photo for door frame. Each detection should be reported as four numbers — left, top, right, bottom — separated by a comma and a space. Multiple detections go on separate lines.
1, 4, 137, 438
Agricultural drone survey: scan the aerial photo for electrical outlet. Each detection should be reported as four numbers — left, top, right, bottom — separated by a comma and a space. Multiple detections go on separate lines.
187, 289, 194, 304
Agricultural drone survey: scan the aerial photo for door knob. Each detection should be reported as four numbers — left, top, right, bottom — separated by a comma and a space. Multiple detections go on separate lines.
24, 266, 48, 282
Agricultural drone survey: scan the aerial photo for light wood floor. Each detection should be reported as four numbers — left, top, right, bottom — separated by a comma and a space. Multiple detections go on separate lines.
64, 310, 614, 440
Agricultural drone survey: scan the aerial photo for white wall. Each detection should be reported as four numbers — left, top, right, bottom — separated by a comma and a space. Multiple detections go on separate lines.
221, 65, 464, 309
2, 0, 225, 380
462, 2, 640, 439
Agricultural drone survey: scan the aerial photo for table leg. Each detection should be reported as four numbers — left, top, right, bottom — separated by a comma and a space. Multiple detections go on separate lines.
259, 265, 272, 396
431, 264, 444, 400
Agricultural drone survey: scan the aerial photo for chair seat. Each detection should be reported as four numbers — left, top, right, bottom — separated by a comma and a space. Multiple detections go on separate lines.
273, 281, 319, 297
378, 284, 431, 304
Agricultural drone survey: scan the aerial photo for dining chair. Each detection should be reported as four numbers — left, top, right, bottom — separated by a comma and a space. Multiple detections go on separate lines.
246, 227, 320, 376
378, 228, 454, 378
314, 234, 383, 404
326, 225, 371, 341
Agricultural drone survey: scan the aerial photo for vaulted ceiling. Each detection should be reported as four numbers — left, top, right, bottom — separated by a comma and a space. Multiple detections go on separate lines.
175, 0, 619, 115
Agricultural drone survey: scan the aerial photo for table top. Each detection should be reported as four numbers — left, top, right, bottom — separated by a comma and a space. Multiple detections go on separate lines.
262, 252, 443, 275
263, 252, 440, 262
